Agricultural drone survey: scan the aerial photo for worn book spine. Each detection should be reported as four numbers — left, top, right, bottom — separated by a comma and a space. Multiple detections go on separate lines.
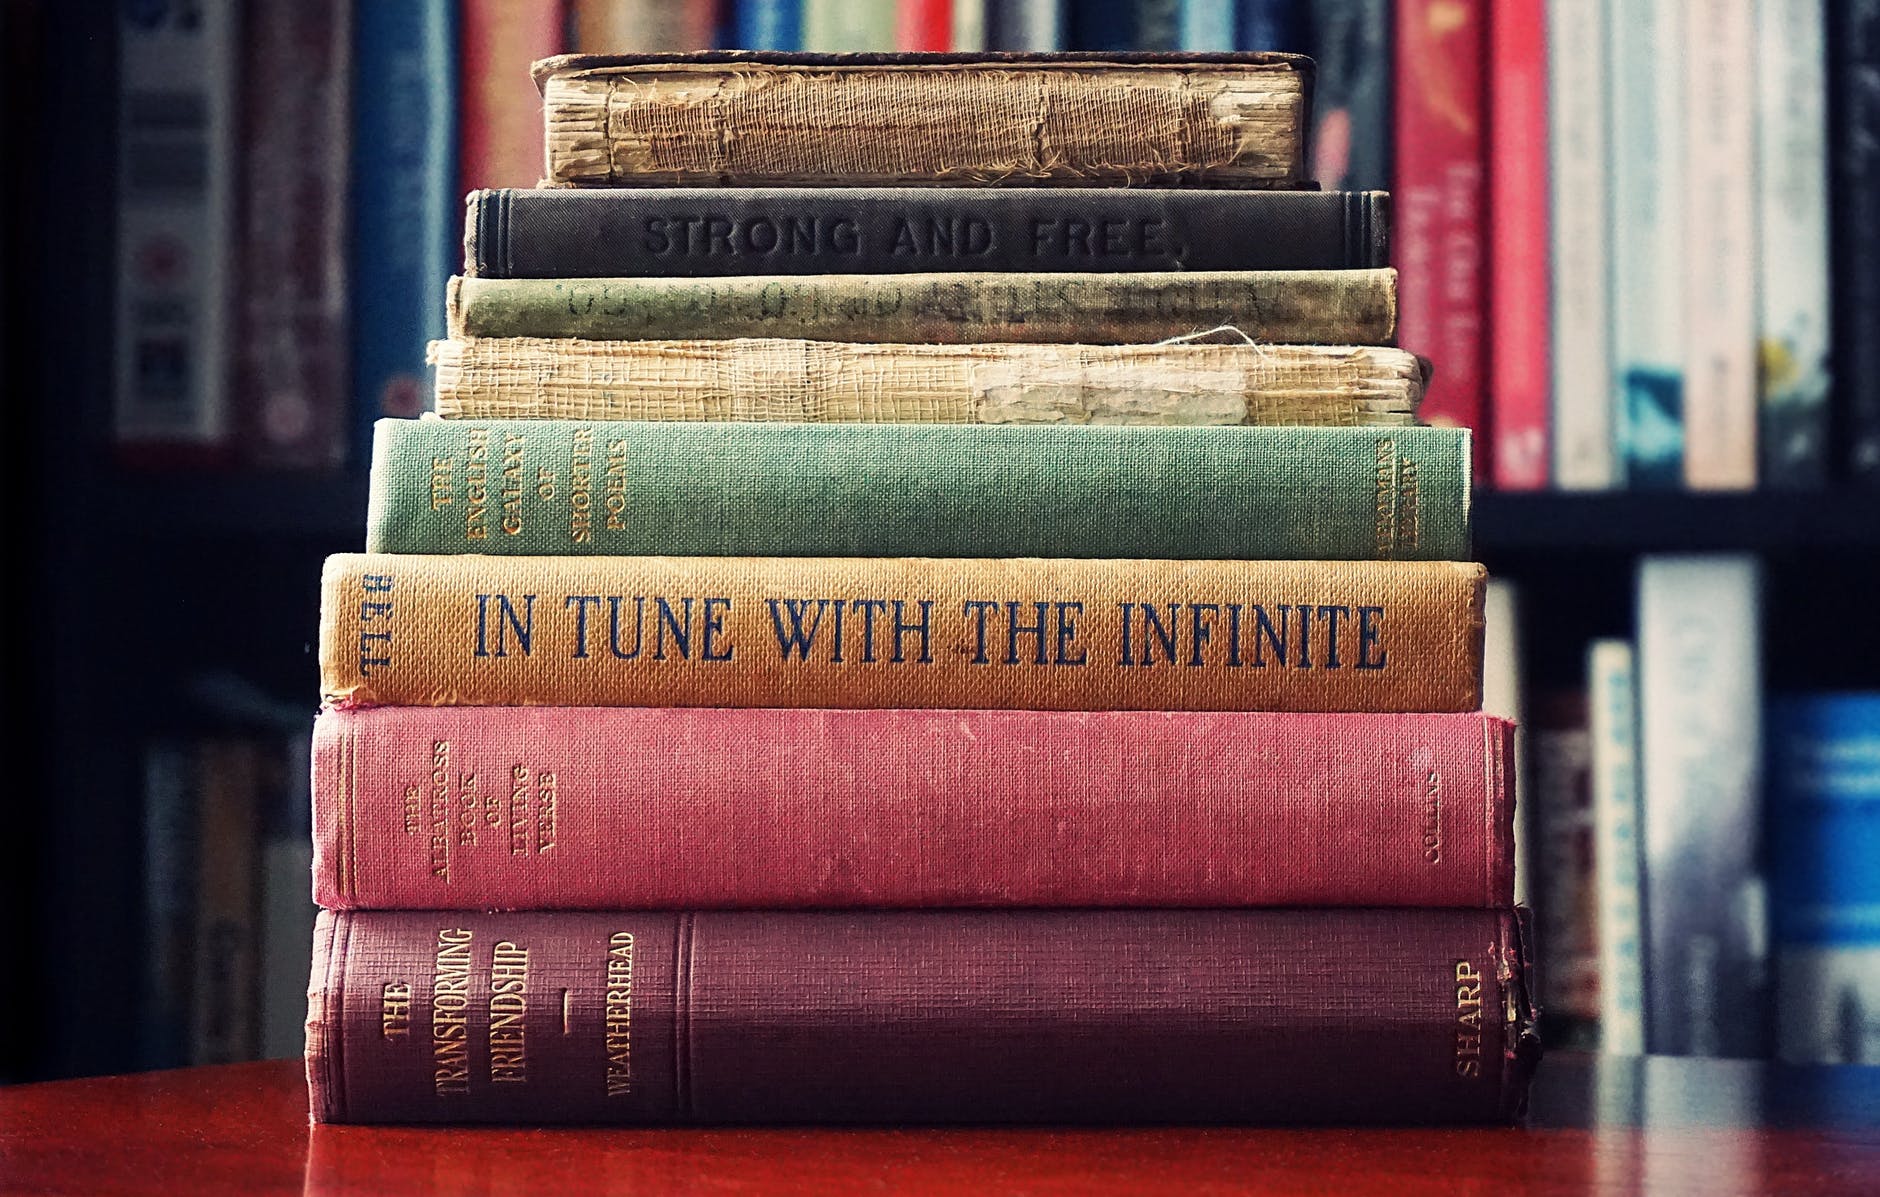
428, 337, 1425, 425
537, 56, 1306, 186
464, 186, 1391, 277
312, 706, 1514, 911
444, 269, 1398, 345
1832, 0, 1879, 481
1487, 0, 1550, 490
460, 0, 564, 193
234, 1, 350, 469
352, 0, 456, 460
306, 908, 1537, 1125
1681, 0, 1758, 489
1393, 0, 1486, 472
1549, 0, 1613, 489
319, 554, 1486, 712
1755, 0, 1831, 488
366, 420, 1469, 560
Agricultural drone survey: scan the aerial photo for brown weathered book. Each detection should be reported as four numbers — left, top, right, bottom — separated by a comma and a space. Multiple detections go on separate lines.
429, 337, 1426, 425
445, 270, 1398, 345
534, 51, 1311, 188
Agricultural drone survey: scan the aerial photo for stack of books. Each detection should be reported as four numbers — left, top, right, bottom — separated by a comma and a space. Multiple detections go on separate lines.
305, 50, 1537, 1125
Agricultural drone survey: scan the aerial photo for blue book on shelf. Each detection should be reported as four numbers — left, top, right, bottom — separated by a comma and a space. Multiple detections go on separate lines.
1769, 695, 1880, 1064
1237, 0, 1299, 49
1179, 0, 1234, 49
1069, 0, 1138, 49
351, 0, 456, 464
733, 0, 803, 49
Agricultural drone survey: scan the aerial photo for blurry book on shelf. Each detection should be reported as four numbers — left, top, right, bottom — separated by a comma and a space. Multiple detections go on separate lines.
1482, 577, 1528, 905
234, 0, 351, 471
1832, 0, 1880, 482
1302, 0, 1389, 192
1588, 639, 1646, 1056
1769, 694, 1880, 1065
1392, 0, 1485, 474
571, 0, 719, 51
804, 0, 898, 50
190, 738, 262, 1066
735, 0, 804, 49
113, 0, 237, 465
1638, 554, 1768, 1058
1532, 689, 1598, 1050
899, 0, 953, 49
1548, 0, 1612, 489
351, 0, 456, 461
1486, 0, 1548, 490
461, 0, 567, 192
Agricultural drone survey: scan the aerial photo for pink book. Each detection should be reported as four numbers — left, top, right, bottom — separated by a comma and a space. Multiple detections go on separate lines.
312, 707, 1515, 911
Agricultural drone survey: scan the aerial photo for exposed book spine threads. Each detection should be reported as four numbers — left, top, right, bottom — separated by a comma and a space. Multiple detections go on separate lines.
306, 909, 1537, 1125
318, 554, 1487, 713
364, 421, 1471, 561
311, 707, 1515, 911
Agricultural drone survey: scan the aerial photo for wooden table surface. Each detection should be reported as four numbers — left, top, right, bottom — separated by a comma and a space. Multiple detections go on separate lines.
2, 1052, 1878, 1195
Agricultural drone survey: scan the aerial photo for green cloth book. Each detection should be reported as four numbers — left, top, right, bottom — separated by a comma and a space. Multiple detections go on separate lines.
367, 419, 1470, 560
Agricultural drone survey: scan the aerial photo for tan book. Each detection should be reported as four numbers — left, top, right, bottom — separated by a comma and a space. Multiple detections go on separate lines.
535, 51, 1311, 188
429, 337, 1426, 425
445, 270, 1399, 346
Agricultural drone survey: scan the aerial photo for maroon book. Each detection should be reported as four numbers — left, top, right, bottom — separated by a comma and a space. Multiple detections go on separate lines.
313, 707, 1516, 911
307, 909, 1539, 1125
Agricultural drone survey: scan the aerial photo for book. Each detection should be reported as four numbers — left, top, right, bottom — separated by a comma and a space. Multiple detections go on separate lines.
1532, 690, 1598, 1046
352, 0, 457, 458
460, 0, 565, 192
1831, 0, 1879, 481
312, 706, 1515, 911
192, 739, 261, 1066
1769, 695, 1880, 1064
1548, 0, 1614, 489
1392, 0, 1486, 469
898, 0, 954, 49
1237, 1, 1301, 49
987, 0, 1061, 50
306, 908, 1538, 1124
1608, 0, 1686, 487
428, 338, 1427, 426
113, 0, 236, 462
570, 0, 719, 52
442, 269, 1399, 345
805, 0, 898, 50
261, 734, 314, 1061
1303, 0, 1390, 193
734, 0, 802, 50
365, 421, 1469, 559
141, 740, 193, 1070
318, 554, 1488, 712
1637, 555, 1767, 1057
1754, 0, 1832, 488
1486, 0, 1549, 490
1587, 639, 1646, 1056
1681, 0, 1758, 489
234, 0, 350, 469
534, 50, 1310, 187
1179, 0, 1235, 49
463, 186, 1392, 278
1481, 578, 1527, 906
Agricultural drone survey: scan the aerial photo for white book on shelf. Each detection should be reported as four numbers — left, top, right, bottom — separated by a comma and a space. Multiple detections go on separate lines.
1550, 0, 1614, 488
113, 0, 237, 451
1589, 638, 1646, 1056
1680, 0, 1759, 488
1637, 554, 1766, 1057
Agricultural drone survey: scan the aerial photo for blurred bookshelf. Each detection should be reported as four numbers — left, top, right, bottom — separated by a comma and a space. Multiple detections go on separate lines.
9, 0, 1880, 1086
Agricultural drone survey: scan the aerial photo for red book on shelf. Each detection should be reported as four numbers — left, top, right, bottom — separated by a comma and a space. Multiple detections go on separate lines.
461, 1, 566, 192
307, 908, 1538, 1124
1487, 0, 1551, 489
1394, 0, 1489, 478
312, 706, 1515, 911
898, 0, 953, 50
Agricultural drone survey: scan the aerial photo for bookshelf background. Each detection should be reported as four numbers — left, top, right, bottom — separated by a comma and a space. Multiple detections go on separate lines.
7, 0, 1879, 1083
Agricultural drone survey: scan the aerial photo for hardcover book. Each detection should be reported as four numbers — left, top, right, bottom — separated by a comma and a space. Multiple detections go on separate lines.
443, 269, 1400, 345
463, 187, 1392, 278
428, 338, 1426, 425
1548, 0, 1613, 489
312, 706, 1515, 911
1588, 638, 1646, 1056
318, 554, 1488, 713
365, 421, 1470, 560
306, 908, 1538, 1124
1487, 0, 1549, 490
1832, 0, 1879, 481
533, 50, 1309, 187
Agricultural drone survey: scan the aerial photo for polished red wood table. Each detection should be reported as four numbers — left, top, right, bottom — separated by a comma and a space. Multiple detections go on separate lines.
3, 1052, 1878, 1195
